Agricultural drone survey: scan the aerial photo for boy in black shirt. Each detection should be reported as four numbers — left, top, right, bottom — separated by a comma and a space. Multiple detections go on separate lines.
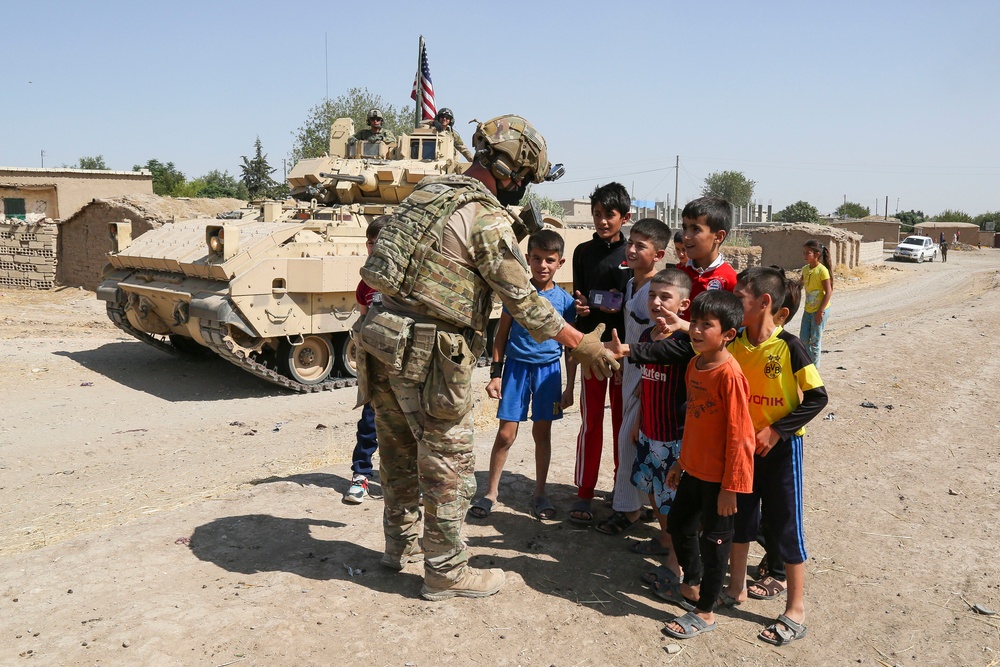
567, 182, 632, 523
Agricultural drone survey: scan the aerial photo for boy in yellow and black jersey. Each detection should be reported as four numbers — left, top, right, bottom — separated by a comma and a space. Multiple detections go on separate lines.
724, 267, 827, 647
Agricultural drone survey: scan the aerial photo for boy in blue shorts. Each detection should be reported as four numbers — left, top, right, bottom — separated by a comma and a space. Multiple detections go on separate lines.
723, 266, 828, 646
469, 230, 576, 521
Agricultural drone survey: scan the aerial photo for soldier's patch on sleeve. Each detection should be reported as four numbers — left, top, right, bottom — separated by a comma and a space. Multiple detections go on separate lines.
501, 233, 529, 271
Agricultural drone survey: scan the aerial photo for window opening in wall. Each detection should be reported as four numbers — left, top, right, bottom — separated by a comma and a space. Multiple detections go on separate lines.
3, 198, 27, 220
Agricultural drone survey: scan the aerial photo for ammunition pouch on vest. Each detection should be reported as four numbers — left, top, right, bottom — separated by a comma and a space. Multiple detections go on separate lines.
360, 175, 500, 332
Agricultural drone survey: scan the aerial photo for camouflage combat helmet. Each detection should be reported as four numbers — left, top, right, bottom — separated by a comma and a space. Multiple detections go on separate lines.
472, 115, 551, 184
436, 108, 454, 122
367, 108, 383, 122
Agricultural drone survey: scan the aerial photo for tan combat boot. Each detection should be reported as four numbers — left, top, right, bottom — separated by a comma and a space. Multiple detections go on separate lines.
420, 567, 506, 601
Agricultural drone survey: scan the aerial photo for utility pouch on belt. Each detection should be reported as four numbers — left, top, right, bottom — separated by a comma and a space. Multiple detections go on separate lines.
422, 331, 477, 421
359, 310, 414, 373
399, 322, 436, 382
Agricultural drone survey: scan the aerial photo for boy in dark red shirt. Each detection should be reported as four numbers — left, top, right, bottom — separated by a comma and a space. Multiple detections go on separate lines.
567, 182, 632, 524
678, 197, 738, 319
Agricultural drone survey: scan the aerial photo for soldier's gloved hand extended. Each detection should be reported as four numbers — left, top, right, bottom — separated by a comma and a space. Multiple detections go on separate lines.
569, 323, 621, 381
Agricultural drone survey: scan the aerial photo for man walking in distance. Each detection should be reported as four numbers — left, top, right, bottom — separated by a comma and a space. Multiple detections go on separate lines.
358, 115, 619, 600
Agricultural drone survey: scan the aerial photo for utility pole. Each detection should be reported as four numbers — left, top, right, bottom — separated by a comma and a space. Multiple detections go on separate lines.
673, 155, 679, 228
40, 150, 45, 168
885, 195, 889, 221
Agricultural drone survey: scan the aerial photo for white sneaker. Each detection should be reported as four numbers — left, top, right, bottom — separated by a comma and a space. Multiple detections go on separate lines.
345, 475, 369, 504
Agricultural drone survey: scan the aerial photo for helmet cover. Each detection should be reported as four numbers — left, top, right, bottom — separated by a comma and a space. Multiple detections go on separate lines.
472, 115, 550, 184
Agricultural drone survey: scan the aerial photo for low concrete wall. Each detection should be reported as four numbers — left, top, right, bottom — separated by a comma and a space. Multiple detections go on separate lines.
858, 240, 884, 264
0, 221, 57, 289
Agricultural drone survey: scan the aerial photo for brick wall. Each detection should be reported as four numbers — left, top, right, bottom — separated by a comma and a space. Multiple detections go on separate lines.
858, 240, 885, 264
0, 221, 58, 289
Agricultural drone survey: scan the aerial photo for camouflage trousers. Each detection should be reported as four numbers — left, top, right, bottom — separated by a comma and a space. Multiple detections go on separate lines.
368, 356, 477, 585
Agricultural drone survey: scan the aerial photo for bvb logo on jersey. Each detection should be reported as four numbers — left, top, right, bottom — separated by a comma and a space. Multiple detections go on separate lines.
764, 353, 782, 379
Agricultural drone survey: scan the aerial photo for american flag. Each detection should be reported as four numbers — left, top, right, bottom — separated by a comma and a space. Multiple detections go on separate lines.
410, 38, 436, 121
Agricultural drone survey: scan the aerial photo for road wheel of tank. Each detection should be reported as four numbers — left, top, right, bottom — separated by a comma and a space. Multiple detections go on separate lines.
334, 333, 358, 378
278, 334, 335, 385
169, 334, 214, 358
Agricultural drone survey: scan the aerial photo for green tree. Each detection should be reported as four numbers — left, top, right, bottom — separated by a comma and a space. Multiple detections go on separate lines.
199, 170, 248, 199
933, 209, 973, 223
702, 170, 755, 208
290, 87, 415, 163
133, 159, 186, 196
519, 189, 566, 219
973, 211, 1000, 230
77, 155, 108, 170
241, 137, 282, 200
835, 201, 870, 219
895, 210, 924, 231
773, 200, 820, 223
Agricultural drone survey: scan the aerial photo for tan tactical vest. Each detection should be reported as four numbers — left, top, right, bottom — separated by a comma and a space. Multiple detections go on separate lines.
361, 175, 499, 332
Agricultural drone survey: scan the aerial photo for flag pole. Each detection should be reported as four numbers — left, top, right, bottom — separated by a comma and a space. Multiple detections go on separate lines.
415, 35, 424, 126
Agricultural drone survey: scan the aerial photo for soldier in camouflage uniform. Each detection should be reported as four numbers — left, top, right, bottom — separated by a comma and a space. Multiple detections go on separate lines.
353, 108, 397, 148
358, 114, 619, 600
433, 108, 475, 161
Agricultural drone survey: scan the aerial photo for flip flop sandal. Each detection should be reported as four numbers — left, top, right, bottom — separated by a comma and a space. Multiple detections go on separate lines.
530, 496, 557, 520
468, 497, 494, 519
640, 565, 679, 588
758, 614, 807, 646
568, 499, 594, 525
595, 511, 641, 535
651, 579, 697, 611
747, 576, 787, 600
661, 611, 717, 639
629, 538, 671, 556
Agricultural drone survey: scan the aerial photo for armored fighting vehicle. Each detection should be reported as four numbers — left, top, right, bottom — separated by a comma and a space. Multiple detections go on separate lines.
97, 118, 471, 392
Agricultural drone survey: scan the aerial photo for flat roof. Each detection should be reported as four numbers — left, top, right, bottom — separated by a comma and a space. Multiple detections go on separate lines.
0, 166, 151, 177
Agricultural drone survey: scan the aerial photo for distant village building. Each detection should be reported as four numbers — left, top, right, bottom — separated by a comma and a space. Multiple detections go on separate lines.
747, 223, 875, 270
913, 221, 981, 246
0, 167, 154, 222
58, 194, 247, 290
830, 218, 901, 249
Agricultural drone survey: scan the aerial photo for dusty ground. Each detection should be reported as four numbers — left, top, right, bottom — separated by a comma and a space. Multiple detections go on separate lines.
1, 250, 999, 666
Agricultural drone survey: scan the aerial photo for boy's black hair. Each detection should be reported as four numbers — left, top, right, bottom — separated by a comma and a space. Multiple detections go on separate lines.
527, 228, 565, 257
590, 182, 631, 217
736, 266, 788, 316
681, 196, 732, 234
781, 274, 803, 321
690, 289, 743, 333
366, 215, 390, 240
630, 218, 671, 251
673, 230, 684, 243
650, 267, 693, 294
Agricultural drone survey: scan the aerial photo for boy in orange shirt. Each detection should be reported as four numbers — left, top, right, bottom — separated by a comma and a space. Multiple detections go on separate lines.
660, 290, 756, 640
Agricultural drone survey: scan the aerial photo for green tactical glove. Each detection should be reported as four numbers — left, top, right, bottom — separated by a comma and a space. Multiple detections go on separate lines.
569, 323, 620, 381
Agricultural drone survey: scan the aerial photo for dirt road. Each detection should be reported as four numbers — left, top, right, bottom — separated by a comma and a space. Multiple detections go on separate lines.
1, 250, 998, 665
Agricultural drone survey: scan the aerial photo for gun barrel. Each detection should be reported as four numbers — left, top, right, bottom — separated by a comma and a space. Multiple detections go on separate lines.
319, 171, 366, 184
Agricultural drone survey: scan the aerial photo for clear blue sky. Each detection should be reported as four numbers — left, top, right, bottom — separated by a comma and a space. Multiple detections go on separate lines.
5, 0, 999, 217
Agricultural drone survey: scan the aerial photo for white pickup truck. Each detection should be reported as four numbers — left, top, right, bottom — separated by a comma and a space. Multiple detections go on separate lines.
893, 235, 939, 263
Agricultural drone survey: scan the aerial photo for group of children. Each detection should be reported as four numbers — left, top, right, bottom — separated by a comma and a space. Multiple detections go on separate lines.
469, 183, 832, 646
347, 182, 835, 645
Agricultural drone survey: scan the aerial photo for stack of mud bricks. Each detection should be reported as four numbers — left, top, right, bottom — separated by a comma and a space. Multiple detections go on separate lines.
0, 221, 58, 289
